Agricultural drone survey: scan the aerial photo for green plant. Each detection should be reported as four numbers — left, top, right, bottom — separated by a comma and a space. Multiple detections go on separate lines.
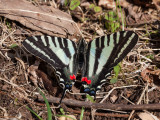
146, 54, 154, 60
26, 106, 43, 120
86, 94, 96, 103
9, 43, 18, 48
60, 108, 65, 115
110, 63, 121, 84
89, 4, 102, 13
69, 0, 80, 10
5, 20, 12, 29
56, 107, 76, 120
104, 11, 120, 32
80, 107, 85, 120
39, 90, 52, 120
94, 6, 102, 13
116, 0, 125, 30
26, 89, 52, 120
104, 0, 125, 32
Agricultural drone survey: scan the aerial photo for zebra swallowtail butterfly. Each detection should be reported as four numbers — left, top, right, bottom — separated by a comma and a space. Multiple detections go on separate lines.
22, 31, 138, 103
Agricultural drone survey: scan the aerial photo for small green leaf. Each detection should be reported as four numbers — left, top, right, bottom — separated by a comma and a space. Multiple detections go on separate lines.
111, 22, 115, 32
60, 108, 65, 115
146, 54, 154, 60
89, 3, 95, 8
108, 11, 117, 21
110, 78, 118, 84
86, 94, 95, 103
109, 11, 117, 17
94, 6, 102, 13
105, 21, 110, 29
114, 63, 121, 78
80, 107, 85, 120
9, 43, 18, 48
105, 13, 109, 20
64, 0, 69, 6
69, 0, 80, 10
115, 22, 120, 29
104, 11, 121, 32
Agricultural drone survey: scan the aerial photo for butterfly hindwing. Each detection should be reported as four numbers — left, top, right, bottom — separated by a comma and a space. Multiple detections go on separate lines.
82, 31, 138, 95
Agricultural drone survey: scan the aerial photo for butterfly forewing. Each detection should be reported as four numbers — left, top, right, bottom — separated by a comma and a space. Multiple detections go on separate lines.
22, 36, 78, 89
82, 31, 138, 95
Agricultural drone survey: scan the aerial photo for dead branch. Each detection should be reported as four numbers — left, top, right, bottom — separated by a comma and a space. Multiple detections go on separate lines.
0, 0, 81, 40
37, 95, 160, 111
67, 108, 130, 118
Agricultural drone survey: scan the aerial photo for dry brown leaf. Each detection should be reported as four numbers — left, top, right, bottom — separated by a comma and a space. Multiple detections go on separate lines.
150, 69, 160, 86
118, 0, 157, 25
141, 68, 153, 83
110, 95, 118, 103
154, 54, 160, 62
36, 69, 57, 95
58, 115, 77, 120
141, 68, 160, 86
138, 112, 159, 120
133, 0, 154, 8
98, 0, 116, 9
153, 0, 160, 10
27, 63, 39, 87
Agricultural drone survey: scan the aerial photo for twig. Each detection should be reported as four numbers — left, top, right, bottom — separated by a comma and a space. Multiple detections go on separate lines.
37, 95, 160, 111
0, 30, 16, 45
67, 109, 130, 118
100, 85, 139, 103
128, 83, 149, 120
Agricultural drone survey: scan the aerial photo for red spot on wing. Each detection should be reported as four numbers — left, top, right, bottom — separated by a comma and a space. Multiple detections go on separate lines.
86, 80, 91, 84
70, 74, 76, 80
81, 77, 87, 82
81, 77, 91, 84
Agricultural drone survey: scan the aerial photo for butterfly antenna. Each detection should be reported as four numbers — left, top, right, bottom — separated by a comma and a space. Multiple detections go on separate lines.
59, 88, 67, 104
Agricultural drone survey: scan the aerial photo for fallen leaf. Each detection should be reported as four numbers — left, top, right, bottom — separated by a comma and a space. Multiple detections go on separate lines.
153, 0, 160, 10
110, 95, 118, 103
141, 68, 153, 83
154, 54, 160, 62
59, 115, 77, 120
141, 68, 160, 86
27, 65, 39, 86
138, 112, 159, 120
98, 0, 116, 9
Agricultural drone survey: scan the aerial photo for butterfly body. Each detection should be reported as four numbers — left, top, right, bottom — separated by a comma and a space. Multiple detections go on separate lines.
22, 31, 138, 102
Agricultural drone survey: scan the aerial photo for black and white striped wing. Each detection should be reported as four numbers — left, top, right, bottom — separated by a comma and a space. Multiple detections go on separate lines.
22, 36, 78, 88
82, 31, 139, 95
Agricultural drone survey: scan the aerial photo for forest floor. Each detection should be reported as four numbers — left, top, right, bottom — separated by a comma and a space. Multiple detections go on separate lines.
0, 0, 160, 120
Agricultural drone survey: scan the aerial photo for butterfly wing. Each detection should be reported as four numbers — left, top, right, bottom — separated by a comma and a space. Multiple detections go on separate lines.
22, 36, 78, 92
82, 31, 139, 95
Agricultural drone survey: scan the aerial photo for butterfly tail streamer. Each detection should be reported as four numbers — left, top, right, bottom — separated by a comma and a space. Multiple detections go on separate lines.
59, 88, 67, 104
